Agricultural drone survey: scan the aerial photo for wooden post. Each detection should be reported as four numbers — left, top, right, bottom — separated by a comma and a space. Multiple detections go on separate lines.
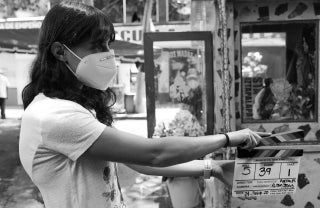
135, 0, 153, 113
216, 0, 232, 207
141, 0, 153, 40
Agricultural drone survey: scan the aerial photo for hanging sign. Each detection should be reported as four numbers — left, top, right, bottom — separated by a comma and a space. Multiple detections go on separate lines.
232, 130, 304, 197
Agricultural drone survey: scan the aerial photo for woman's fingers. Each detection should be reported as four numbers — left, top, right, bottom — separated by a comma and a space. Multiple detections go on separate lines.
240, 131, 257, 149
228, 129, 271, 149
252, 131, 262, 144
242, 130, 266, 150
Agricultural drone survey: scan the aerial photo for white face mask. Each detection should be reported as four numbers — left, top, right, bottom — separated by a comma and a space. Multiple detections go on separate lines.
63, 44, 117, 90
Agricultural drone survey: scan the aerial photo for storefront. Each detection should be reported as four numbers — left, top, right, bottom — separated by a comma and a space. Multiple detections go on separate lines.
143, 0, 320, 207
231, 1, 320, 207
1, 1, 320, 207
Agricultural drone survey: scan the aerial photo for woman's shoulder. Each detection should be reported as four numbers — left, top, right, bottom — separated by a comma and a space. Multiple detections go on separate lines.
25, 93, 89, 117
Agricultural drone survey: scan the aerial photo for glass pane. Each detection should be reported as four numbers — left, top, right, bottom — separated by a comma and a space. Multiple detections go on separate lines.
0, 0, 49, 18
168, 0, 190, 22
97, 0, 124, 23
152, 40, 207, 137
241, 22, 317, 122
126, 0, 157, 23
126, 0, 144, 23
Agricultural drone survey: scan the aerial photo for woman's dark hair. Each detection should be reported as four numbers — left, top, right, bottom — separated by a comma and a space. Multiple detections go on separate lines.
22, 1, 116, 126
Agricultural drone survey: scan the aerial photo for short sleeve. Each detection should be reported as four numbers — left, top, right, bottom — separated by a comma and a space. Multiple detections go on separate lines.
41, 102, 106, 161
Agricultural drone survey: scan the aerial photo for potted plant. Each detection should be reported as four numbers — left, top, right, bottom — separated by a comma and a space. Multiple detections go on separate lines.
153, 109, 205, 208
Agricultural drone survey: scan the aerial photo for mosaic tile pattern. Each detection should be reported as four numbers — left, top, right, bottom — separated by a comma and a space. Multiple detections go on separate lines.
298, 124, 312, 138
233, 1, 320, 138
288, 2, 308, 19
230, 2, 320, 207
298, 173, 310, 189
281, 194, 295, 206
304, 201, 314, 208
271, 124, 290, 134
275, 3, 289, 15
314, 158, 320, 165
258, 6, 269, 21
314, 2, 320, 15
315, 130, 320, 141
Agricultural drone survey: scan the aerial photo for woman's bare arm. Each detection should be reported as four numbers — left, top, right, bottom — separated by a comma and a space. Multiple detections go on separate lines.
86, 127, 267, 167
126, 160, 235, 186
87, 126, 227, 167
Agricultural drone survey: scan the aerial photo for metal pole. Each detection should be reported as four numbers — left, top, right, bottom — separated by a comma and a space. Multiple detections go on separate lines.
142, 0, 153, 39
123, 0, 127, 24
135, 0, 153, 114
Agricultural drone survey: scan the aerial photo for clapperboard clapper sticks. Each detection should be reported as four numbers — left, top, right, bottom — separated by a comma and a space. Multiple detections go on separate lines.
237, 129, 305, 158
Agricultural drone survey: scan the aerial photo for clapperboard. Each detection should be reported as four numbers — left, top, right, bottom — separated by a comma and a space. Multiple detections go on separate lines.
232, 129, 304, 198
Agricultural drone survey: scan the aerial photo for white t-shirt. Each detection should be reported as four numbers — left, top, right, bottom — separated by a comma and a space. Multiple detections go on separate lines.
19, 93, 125, 208
0, 74, 10, 98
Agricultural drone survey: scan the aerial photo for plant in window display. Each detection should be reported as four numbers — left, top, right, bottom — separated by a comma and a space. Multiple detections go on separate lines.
153, 109, 205, 138
269, 78, 292, 120
283, 85, 315, 120
284, 33, 316, 120
242, 52, 268, 78
153, 109, 205, 208
168, 0, 191, 21
0, 0, 48, 18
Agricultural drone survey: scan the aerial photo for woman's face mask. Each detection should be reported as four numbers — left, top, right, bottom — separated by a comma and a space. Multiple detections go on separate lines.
63, 44, 117, 90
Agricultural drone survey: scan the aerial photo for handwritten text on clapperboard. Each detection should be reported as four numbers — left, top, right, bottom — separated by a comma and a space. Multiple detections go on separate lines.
232, 156, 301, 197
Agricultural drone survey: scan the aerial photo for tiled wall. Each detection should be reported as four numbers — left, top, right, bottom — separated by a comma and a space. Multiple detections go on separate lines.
233, 1, 320, 141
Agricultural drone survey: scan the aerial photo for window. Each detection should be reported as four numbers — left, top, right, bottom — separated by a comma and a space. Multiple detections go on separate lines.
95, 0, 158, 24
241, 21, 318, 122
126, 0, 157, 23
144, 32, 213, 137
95, 0, 124, 23
168, 0, 190, 22
0, 0, 49, 18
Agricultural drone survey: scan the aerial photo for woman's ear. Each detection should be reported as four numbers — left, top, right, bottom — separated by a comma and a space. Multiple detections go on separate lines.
51, 42, 67, 62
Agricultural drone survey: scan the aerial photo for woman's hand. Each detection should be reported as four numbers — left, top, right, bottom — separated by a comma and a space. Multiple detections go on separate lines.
226, 129, 271, 150
212, 160, 235, 187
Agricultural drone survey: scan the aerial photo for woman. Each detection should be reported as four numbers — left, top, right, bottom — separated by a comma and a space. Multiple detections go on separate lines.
19, 1, 268, 208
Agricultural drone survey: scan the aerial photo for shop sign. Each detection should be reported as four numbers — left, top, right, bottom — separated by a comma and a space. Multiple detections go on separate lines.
0, 20, 42, 29
115, 24, 190, 44
0, 19, 190, 44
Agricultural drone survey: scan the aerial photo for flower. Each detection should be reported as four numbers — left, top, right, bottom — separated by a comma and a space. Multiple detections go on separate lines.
242, 51, 268, 77
153, 109, 205, 138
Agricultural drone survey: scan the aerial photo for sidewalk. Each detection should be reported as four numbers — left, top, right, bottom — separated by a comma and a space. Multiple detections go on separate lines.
4, 107, 24, 120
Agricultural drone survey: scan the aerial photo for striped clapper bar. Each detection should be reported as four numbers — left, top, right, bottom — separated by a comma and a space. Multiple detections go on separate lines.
259, 129, 305, 146
237, 129, 305, 158
237, 148, 303, 158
